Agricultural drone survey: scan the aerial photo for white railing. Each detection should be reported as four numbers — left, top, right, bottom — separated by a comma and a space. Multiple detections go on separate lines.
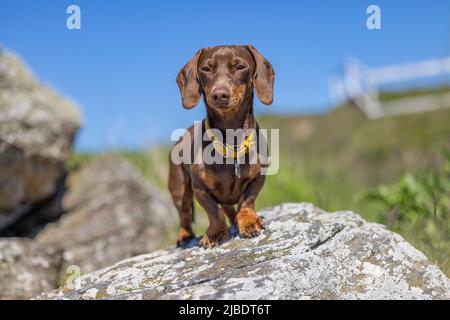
329, 57, 450, 119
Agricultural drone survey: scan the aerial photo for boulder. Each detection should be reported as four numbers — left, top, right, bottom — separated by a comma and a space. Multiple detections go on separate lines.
37, 156, 178, 273
0, 238, 62, 299
37, 203, 450, 300
0, 48, 81, 235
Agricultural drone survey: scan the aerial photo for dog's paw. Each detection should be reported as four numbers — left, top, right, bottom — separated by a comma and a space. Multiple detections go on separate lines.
176, 227, 196, 248
199, 229, 229, 249
236, 207, 264, 238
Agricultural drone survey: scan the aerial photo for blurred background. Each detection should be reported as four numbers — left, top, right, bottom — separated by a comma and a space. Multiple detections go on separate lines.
0, 0, 449, 292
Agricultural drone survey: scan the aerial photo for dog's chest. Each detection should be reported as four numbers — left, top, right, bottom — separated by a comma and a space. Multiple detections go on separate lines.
203, 163, 260, 204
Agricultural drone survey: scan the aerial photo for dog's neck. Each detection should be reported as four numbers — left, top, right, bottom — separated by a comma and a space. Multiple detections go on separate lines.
205, 93, 255, 132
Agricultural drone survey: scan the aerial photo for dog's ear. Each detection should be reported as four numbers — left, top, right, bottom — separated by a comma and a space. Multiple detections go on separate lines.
176, 49, 203, 109
246, 45, 275, 105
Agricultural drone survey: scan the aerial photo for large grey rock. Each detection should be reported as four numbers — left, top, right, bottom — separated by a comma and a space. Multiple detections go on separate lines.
37, 203, 450, 300
0, 48, 81, 235
37, 156, 178, 274
0, 238, 62, 299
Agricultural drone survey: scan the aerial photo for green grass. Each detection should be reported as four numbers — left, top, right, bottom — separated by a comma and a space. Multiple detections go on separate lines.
362, 153, 450, 275
378, 85, 450, 102
67, 147, 170, 189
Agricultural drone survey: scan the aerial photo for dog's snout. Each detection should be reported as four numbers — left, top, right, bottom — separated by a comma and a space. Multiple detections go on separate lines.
212, 88, 230, 105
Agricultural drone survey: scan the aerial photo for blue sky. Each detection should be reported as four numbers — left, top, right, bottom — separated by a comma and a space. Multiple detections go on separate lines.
1, 0, 449, 151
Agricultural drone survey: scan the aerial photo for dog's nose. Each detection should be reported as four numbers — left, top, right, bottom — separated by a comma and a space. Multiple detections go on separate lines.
212, 88, 230, 105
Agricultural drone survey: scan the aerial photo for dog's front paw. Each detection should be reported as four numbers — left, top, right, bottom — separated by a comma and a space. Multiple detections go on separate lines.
199, 228, 229, 249
236, 207, 264, 238
177, 227, 196, 248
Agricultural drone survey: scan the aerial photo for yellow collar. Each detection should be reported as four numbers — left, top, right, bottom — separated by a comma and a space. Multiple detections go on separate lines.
204, 119, 256, 159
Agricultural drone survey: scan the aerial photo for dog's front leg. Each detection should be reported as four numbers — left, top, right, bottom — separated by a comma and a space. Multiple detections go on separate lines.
237, 174, 265, 238
193, 188, 229, 248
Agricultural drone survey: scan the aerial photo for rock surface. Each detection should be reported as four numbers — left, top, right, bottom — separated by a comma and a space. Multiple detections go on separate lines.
0, 49, 81, 235
38, 203, 450, 300
37, 156, 177, 273
0, 238, 62, 299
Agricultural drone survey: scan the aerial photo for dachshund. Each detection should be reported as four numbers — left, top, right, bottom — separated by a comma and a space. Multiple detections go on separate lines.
169, 45, 275, 248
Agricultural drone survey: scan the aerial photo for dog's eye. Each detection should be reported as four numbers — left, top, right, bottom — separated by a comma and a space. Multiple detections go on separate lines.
236, 64, 247, 71
201, 66, 211, 72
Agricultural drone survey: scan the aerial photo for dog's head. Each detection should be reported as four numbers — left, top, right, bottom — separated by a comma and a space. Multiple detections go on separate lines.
176, 45, 275, 111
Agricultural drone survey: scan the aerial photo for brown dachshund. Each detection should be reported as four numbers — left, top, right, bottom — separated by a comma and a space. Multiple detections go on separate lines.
169, 45, 275, 248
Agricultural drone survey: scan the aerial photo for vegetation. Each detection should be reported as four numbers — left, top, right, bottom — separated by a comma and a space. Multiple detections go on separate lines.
362, 149, 450, 273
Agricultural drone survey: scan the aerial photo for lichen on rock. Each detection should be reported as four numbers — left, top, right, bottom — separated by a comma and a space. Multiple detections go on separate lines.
37, 203, 450, 300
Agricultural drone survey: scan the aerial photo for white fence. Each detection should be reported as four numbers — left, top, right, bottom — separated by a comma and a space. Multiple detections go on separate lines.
329, 57, 450, 119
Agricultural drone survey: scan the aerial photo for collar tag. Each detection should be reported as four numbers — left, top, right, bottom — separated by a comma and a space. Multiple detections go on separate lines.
234, 159, 240, 178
